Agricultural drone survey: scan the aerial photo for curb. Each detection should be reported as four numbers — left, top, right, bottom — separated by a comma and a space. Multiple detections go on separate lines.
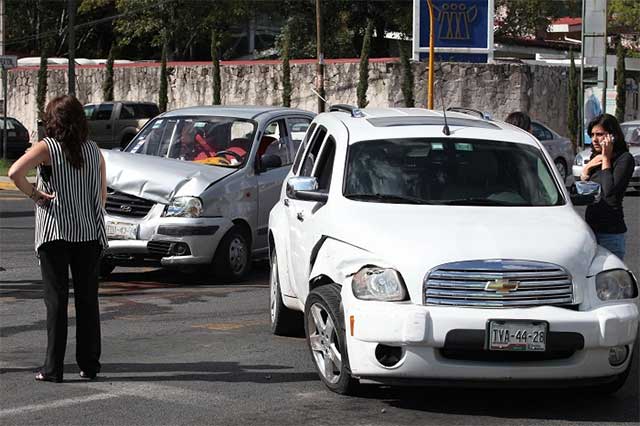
0, 181, 18, 191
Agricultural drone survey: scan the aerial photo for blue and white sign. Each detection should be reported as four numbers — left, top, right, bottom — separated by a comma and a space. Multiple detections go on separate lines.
412, 0, 494, 63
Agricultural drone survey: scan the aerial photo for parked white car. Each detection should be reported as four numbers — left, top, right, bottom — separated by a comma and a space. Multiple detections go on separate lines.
530, 120, 574, 185
572, 120, 640, 192
268, 106, 638, 394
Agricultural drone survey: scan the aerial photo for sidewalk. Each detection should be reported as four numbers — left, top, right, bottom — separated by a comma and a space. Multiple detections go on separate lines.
0, 176, 35, 191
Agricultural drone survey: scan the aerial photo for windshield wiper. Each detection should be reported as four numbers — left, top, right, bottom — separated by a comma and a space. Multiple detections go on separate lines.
344, 193, 432, 204
439, 198, 514, 206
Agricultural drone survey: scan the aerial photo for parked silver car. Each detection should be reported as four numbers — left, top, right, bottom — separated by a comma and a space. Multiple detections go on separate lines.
101, 106, 315, 280
531, 120, 574, 184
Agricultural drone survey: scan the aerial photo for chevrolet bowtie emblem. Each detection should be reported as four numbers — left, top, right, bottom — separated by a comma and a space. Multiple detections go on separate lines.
485, 279, 519, 293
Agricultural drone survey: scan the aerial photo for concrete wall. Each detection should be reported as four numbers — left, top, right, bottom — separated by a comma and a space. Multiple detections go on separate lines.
7, 60, 570, 141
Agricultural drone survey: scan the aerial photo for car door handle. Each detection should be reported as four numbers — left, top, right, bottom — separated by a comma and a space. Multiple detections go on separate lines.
284, 199, 290, 207
296, 212, 304, 222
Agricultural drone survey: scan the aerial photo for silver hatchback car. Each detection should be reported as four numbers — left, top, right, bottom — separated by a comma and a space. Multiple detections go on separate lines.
102, 106, 315, 280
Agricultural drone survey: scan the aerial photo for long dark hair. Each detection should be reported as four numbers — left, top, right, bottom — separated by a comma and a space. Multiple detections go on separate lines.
587, 113, 628, 160
44, 95, 88, 169
505, 111, 532, 132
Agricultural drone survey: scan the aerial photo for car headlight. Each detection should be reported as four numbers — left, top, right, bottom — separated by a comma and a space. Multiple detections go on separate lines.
165, 196, 203, 218
595, 269, 638, 301
574, 154, 584, 166
352, 267, 408, 301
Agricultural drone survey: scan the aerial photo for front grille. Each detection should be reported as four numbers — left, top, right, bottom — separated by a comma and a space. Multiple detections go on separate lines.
106, 189, 155, 218
424, 260, 574, 308
147, 241, 172, 257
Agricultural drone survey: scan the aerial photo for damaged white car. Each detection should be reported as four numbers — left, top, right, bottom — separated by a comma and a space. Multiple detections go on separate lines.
268, 106, 639, 394
102, 106, 314, 280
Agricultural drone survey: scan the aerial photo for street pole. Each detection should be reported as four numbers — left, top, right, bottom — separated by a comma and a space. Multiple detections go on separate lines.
426, 0, 435, 109
68, 0, 76, 96
1, 0, 6, 160
315, 0, 325, 113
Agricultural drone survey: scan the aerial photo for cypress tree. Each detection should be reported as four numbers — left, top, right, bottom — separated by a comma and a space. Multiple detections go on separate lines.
399, 41, 415, 107
211, 29, 221, 105
103, 45, 115, 102
36, 42, 49, 120
357, 19, 374, 108
615, 40, 626, 123
159, 42, 168, 113
567, 49, 579, 152
281, 22, 292, 107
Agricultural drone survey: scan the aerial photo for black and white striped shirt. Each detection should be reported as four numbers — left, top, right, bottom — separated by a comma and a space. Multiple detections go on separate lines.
34, 138, 107, 253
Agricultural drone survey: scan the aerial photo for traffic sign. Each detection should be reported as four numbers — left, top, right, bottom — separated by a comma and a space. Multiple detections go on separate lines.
0, 55, 17, 69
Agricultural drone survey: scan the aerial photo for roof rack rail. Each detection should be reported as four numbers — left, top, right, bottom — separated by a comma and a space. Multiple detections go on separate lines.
329, 104, 365, 118
446, 107, 492, 121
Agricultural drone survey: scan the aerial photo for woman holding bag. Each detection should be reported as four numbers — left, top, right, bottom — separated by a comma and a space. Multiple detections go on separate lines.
9, 95, 107, 383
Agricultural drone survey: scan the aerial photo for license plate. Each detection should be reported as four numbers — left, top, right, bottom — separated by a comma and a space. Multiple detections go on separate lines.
487, 320, 547, 352
106, 221, 138, 240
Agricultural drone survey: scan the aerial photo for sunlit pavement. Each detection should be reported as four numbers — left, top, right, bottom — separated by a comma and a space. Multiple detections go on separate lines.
1, 188, 638, 425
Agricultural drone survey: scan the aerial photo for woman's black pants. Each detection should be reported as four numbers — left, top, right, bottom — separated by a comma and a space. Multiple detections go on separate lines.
38, 240, 102, 379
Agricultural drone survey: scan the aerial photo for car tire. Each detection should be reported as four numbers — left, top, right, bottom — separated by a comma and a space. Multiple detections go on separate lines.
98, 259, 115, 279
120, 134, 135, 150
270, 249, 303, 336
304, 283, 358, 395
212, 226, 251, 282
554, 158, 568, 182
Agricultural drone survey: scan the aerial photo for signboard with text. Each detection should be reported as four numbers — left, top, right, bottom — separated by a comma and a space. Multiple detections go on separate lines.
0, 55, 17, 69
413, 0, 494, 63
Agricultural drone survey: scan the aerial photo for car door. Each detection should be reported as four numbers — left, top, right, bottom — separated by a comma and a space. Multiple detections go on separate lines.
284, 127, 335, 299
255, 118, 297, 253
89, 103, 115, 148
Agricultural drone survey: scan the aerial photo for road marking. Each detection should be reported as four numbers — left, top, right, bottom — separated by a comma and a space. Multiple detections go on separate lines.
0, 393, 118, 417
192, 319, 268, 331
0, 182, 17, 190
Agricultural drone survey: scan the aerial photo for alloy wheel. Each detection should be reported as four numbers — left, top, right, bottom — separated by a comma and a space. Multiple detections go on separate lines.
307, 303, 343, 384
270, 253, 278, 323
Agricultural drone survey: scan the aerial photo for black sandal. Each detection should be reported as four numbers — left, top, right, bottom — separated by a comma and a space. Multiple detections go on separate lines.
35, 372, 62, 383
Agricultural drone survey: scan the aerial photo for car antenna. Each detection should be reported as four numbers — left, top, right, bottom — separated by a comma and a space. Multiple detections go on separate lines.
310, 88, 330, 110
437, 79, 451, 136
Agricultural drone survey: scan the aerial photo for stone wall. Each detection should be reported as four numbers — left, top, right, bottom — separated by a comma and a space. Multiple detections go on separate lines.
6, 60, 570, 140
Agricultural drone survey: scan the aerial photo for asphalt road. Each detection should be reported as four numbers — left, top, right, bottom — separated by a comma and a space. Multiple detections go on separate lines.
1, 189, 639, 426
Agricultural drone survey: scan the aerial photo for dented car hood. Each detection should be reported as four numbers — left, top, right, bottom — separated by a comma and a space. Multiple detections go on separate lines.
102, 150, 236, 204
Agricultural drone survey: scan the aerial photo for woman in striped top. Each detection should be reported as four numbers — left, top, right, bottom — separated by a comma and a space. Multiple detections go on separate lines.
8, 95, 107, 383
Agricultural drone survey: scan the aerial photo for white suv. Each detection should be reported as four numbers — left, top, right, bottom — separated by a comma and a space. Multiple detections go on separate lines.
268, 106, 638, 394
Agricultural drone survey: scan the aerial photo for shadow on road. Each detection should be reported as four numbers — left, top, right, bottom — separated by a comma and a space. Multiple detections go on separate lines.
0, 361, 318, 385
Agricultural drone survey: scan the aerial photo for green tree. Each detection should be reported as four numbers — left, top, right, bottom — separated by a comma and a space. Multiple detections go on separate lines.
567, 50, 579, 152
399, 41, 414, 108
211, 29, 221, 105
103, 45, 115, 102
609, 0, 640, 33
159, 41, 168, 113
357, 19, 373, 109
281, 20, 292, 107
615, 41, 626, 123
36, 42, 49, 120
495, 0, 580, 39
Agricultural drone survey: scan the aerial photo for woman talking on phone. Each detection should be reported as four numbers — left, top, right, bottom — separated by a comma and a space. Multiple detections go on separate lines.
8, 95, 107, 383
581, 113, 634, 260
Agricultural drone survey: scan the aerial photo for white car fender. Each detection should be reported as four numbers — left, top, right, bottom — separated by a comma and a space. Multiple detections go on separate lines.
309, 237, 391, 292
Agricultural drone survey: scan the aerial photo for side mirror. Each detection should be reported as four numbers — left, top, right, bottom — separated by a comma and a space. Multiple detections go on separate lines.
259, 154, 282, 171
570, 181, 601, 205
286, 176, 328, 203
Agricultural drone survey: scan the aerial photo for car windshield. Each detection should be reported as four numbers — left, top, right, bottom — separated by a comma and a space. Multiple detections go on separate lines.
621, 124, 640, 146
125, 116, 257, 167
344, 138, 564, 206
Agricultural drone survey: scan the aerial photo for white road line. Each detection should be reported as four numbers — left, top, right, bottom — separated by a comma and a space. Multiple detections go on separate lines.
1, 381, 229, 417
0, 393, 118, 417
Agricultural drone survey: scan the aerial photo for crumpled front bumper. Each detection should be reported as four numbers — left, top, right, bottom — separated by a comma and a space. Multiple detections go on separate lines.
105, 213, 233, 266
342, 286, 638, 383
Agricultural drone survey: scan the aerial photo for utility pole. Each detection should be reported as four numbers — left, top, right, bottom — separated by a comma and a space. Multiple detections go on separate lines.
315, 0, 325, 113
426, 0, 435, 109
1, 0, 7, 160
68, 0, 76, 96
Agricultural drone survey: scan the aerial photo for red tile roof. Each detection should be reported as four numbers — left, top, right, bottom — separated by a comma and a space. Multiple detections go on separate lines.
552, 17, 582, 26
